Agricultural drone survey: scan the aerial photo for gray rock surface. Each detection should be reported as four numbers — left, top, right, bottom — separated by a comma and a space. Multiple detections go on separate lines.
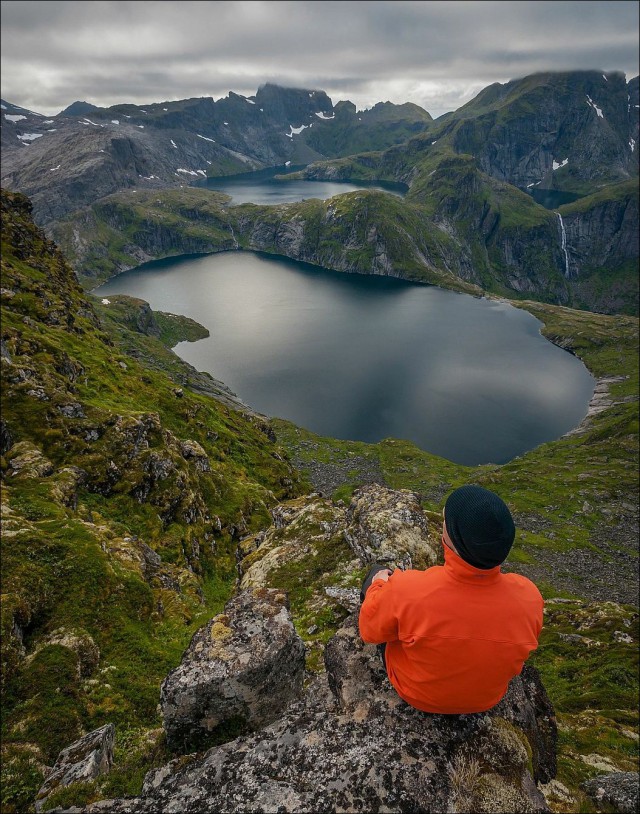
581, 771, 640, 813
35, 724, 114, 811
65, 613, 554, 813
344, 482, 439, 569
160, 588, 305, 753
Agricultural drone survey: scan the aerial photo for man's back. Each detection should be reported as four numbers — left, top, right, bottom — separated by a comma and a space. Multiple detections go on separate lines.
359, 545, 544, 714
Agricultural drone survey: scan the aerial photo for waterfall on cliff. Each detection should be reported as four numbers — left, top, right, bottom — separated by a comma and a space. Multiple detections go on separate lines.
556, 212, 570, 278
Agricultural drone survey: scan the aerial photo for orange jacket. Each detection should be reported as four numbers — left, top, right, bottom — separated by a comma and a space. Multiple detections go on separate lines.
359, 545, 544, 714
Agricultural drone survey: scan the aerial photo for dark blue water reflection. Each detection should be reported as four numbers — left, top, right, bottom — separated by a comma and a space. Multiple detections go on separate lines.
95, 252, 594, 465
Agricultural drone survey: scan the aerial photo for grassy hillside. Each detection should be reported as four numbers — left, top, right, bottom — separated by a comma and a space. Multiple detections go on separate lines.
0, 189, 304, 811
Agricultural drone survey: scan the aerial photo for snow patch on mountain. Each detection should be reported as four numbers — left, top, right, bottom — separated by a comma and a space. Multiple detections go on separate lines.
286, 124, 308, 138
175, 168, 206, 177
586, 95, 604, 118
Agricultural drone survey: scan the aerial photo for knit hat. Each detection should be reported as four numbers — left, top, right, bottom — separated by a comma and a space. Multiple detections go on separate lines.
444, 485, 515, 569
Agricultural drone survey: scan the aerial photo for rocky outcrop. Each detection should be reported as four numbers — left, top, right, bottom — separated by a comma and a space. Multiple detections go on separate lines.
581, 772, 640, 813
239, 485, 440, 594
344, 482, 438, 569
64, 612, 555, 813
35, 724, 114, 811
160, 589, 305, 753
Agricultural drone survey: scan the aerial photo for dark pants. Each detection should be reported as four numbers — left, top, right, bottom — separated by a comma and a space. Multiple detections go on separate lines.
360, 563, 391, 669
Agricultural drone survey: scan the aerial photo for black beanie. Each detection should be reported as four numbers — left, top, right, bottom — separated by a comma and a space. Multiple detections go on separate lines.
444, 485, 515, 569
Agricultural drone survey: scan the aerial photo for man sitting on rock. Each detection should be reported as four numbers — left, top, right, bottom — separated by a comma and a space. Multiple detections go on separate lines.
359, 484, 543, 714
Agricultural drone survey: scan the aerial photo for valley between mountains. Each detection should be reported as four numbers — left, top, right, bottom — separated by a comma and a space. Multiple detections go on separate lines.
1, 69, 638, 813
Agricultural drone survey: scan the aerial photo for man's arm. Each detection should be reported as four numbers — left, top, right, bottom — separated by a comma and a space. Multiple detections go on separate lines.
358, 572, 399, 644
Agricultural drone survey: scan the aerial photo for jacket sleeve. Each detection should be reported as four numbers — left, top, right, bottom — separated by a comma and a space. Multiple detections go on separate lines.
358, 577, 399, 644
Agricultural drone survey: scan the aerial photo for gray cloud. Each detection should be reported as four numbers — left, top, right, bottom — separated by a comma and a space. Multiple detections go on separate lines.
1, 0, 638, 118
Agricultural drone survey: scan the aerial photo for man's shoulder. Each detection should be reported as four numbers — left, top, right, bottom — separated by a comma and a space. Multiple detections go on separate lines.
391, 566, 445, 586
501, 571, 544, 602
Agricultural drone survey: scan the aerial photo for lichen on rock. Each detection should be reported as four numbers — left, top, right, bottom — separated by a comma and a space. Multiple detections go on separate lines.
343, 482, 439, 569
68, 611, 555, 813
34, 723, 114, 812
160, 588, 305, 753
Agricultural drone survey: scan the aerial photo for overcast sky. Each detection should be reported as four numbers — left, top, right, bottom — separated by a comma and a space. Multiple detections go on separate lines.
1, 0, 638, 118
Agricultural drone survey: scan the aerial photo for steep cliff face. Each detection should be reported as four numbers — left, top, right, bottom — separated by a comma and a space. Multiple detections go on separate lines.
562, 182, 639, 266
448, 71, 635, 192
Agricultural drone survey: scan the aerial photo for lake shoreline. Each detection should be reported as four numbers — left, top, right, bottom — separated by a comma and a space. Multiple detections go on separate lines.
93, 250, 594, 467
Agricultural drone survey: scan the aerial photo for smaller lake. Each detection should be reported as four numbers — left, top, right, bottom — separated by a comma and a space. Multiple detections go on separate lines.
198, 165, 407, 205
529, 188, 582, 209
94, 252, 594, 466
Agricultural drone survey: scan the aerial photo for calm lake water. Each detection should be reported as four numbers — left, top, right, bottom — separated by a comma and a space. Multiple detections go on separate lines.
94, 252, 594, 466
197, 164, 407, 205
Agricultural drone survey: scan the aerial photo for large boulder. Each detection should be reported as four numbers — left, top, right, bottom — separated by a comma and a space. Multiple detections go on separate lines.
70, 613, 554, 813
581, 772, 640, 813
325, 612, 557, 784
344, 483, 439, 569
160, 588, 305, 753
35, 724, 114, 811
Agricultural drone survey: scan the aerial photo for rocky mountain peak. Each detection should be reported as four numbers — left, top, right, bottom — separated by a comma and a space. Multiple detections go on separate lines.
60, 100, 100, 117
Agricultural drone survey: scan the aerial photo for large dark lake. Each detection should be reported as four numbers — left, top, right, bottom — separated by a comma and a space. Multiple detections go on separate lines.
94, 251, 594, 466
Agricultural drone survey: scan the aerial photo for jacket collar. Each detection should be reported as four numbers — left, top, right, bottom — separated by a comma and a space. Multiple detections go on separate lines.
443, 542, 502, 584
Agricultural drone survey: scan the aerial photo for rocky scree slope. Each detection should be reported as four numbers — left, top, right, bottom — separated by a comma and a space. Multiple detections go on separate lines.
0, 188, 305, 811
0, 84, 431, 225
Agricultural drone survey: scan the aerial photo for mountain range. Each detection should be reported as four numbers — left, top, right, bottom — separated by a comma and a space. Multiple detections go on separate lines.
0, 84, 431, 224
2, 71, 637, 315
